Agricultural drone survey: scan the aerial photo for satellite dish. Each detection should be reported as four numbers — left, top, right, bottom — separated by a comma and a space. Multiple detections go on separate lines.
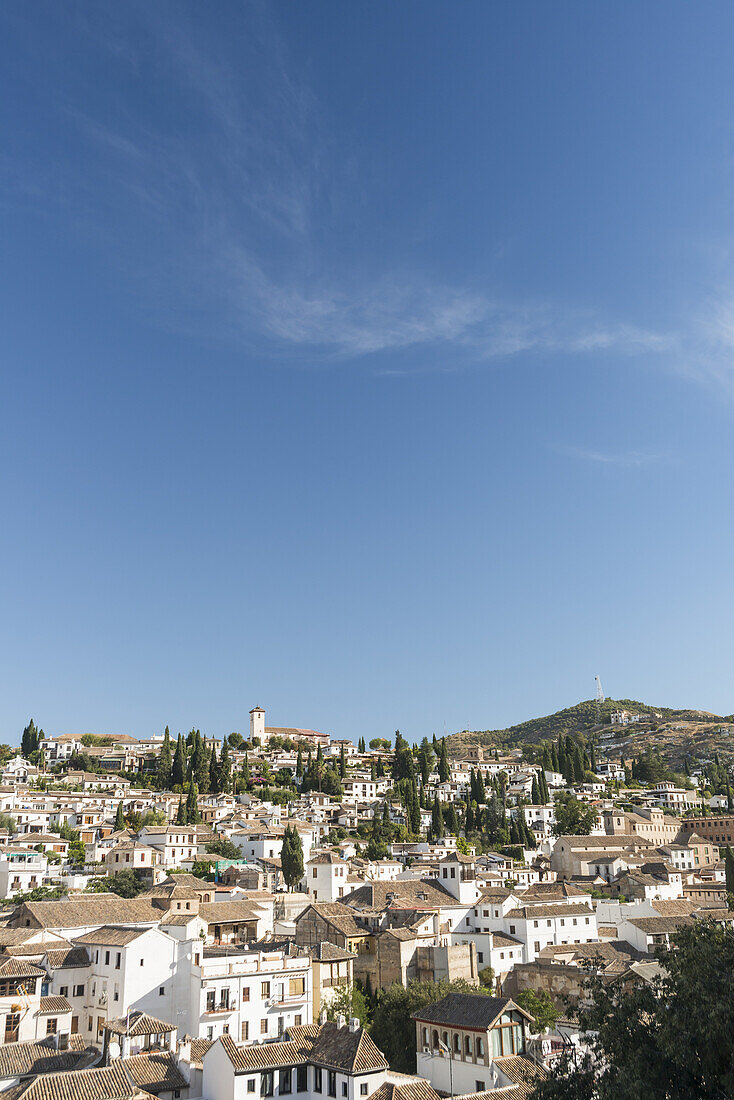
108, 1040, 121, 1060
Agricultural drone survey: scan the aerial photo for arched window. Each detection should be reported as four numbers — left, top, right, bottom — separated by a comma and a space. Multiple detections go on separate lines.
453, 1034, 460, 1054
464, 1035, 472, 1056
422, 1028, 428, 1046
442, 1032, 449, 1049
476, 1038, 485, 1058
432, 1030, 439, 1051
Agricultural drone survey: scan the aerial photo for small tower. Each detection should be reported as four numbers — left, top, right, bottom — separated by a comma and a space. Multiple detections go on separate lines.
250, 706, 266, 744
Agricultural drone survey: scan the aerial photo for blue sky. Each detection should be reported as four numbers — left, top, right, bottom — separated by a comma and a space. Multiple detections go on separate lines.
3, 3, 734, 745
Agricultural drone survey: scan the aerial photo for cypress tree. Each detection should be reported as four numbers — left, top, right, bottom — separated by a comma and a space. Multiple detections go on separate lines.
296, 745, 304, 779
431, 796, 443, 840
438, 738, 450, 783
175, 796, 187, 825
377, 755, 385, 778
340, 743, 346, 779
209, 742, 219, 793
158, 726, 173, 789
475, 770, 486, 804
172, 735, 186, 788
465, 799, 475, 833
316, 745, 324, 792
186, 782, 201, 824
114, 802, 125, 830
531, 776, 541, 805
218, 741, 231, 793
370, 759, 377, 783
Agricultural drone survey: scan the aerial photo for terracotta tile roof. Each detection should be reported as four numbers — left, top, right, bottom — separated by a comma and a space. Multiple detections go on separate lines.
0, 956, 45, 978
493, 1056, 546, 1097
297, 903, 363, 938
188, 1039, 213, 1068
198, 902, 260, 925
218, 1034, 309, 1071
35, 996, 72, 1016
505, 903, 594, 920
307, 942, 356, 962
341, 880, 457, 912
75, 927, 149, 947
8, 1061, 139, 1100
12, 897, 160, 929
105, 1013, 176, 1037
371, 1080, 441, 1100
626, 915, 695, 933
412, 993, 531, 1031
0, 1038, 94, 1080
43, 947, 90, 970
122, 1052, 187, 1092
309, 1021, 389, 1073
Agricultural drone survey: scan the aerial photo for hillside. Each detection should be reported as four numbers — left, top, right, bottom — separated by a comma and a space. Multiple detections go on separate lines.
448, 698, 726, 756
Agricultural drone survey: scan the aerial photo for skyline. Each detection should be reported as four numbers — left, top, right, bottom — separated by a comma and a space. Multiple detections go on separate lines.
4, 3, 734, 745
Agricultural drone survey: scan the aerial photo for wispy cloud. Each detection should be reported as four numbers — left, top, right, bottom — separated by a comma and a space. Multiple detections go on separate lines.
22, 5, 674, 371
558, 445, 666, 467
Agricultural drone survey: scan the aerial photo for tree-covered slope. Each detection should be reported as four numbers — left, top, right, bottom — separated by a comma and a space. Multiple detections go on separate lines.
448, 698, 724, 753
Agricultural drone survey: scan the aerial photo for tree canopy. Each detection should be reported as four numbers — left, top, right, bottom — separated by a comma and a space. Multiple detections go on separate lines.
531, 921, 734, 1100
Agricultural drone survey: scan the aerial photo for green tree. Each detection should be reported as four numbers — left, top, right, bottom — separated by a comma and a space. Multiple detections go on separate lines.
340, 743, 347, 779
531, 921, 734, 1100
172, 735, 186, 788
371, 980, 490, 1073
552, 792, 598, 836
281, 824, 305, 890
157, 726, 173, 789
206, 835, 241, 860
21, 720, 40, 759
324, 983, 370, 1027
438, 738, 450, 782
218, 741, 232, 793
175, 796, 187, 825
114, 802, 125, 830
430, 796, 443, 840
515, 988, 559, 1032
186, 782, 201, 824
296, 745, 304, 779
228, 731, 244, 749
209, 742, 219, 793
725, 845, 734, 908
104, 869, 147, 898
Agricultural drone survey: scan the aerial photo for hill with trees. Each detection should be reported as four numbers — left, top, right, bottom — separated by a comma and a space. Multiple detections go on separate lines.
448, 697, 725, 754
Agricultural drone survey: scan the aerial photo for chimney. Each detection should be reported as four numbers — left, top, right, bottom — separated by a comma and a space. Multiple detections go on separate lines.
336, 1014, 347, 1029
319, 1010, 328, 1025
348, 1018, 360, 1033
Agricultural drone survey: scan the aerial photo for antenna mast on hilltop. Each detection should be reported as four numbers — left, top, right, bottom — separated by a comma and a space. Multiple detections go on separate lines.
595, 676, 605, 726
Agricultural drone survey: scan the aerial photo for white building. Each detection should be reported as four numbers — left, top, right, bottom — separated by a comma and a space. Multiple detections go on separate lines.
0, 847, 48, 899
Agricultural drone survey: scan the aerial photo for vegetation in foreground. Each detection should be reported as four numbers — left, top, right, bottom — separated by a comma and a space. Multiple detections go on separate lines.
531, 921, 734, 1100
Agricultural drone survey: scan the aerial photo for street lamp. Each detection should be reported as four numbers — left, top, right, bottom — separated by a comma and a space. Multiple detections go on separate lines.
438, 1040, 453, 1100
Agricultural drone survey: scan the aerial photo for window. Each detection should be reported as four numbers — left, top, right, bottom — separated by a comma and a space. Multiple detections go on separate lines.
328, 1071, 337, 1097
74, 985, 84, 997
453, 1034, 460, 1054
159, 987, 165, 996
341, 1085, 347, 1098
88, 1019, 93, 1032
464, 1035, 472, 1056
289, 977, 306, 997
476, 1038, 484, 1057
140, 959, 144, 967
105, 951, 110, 965
280, 1069, 292, 1094
242, 1022, 249, 1041
297, 1066, 308, 1092
360, 1086, 368, 1097
243, 987, 250, 1002
477, 952, 483, 963
248, 1082, 256, 1094
475, 1084, 485, 1094
46, 1018, 58, 1036
261, 1072, 274, 1097
5, 1014, 20, 1043
261, 1019, 268, 1034
115, 953, 121, 969
262, 981, 271, 997
314, 1069, 323, 1093
294, 1014, 302, 1026
509, 925, 515, 934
